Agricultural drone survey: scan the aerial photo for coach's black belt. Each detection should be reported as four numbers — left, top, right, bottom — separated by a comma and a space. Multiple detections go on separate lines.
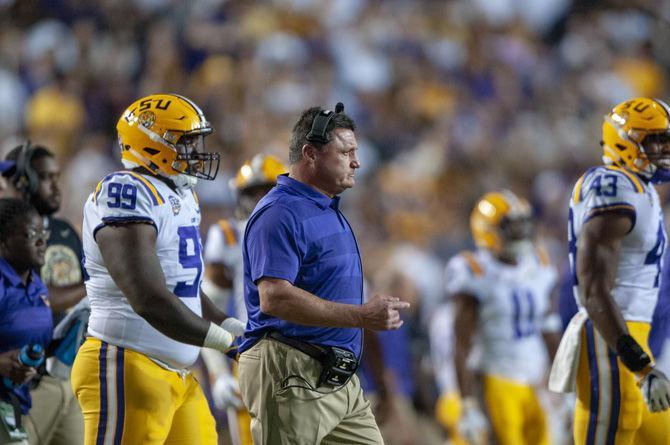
267, 331, 327, 360
266, 331, 358, 387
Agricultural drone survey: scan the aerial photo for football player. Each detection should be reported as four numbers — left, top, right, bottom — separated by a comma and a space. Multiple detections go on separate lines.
200, 153, 286, 445
555, 97, 670, 444
447, 190, 560, 445
71, 94, 244, 445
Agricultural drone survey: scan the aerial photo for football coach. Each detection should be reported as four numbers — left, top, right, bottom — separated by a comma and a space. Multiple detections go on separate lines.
238, 103, 409, 445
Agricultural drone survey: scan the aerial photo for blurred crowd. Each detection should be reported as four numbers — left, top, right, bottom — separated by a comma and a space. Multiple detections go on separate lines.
2, 0, 670, 443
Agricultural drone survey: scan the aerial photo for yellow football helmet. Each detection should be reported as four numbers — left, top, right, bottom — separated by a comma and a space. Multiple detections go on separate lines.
602, 97, 670, 180
232, 154, 287, 192
231, 154, 287, 218
470, 190, 532, 254
116, 93, 219, 189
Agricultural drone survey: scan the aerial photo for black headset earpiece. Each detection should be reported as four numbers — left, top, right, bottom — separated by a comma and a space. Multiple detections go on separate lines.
306, 102, 345, 145
13, 141, 39, 196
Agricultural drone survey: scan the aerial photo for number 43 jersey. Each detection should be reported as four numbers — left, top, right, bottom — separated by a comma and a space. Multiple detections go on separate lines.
569, 165, 666, 323
82, 170, 204, 369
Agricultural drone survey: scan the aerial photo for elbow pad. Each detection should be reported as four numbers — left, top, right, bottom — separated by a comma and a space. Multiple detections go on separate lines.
616, 334, 651, 373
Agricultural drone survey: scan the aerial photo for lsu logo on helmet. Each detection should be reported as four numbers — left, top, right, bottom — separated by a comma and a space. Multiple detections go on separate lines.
116, 94, 220, 189
602, 97, 670, 180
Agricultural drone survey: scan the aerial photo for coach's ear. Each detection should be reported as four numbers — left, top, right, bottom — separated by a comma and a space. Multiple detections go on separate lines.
301, 144, 319, 166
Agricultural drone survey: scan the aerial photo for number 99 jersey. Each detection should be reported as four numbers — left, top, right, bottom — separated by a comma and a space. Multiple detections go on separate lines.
82, 170, 204, 369
569, 165, 666, 323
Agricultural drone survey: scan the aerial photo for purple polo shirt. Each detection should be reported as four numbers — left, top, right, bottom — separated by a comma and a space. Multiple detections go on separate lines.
0, 258, 52, 414
240, 175, 364, 358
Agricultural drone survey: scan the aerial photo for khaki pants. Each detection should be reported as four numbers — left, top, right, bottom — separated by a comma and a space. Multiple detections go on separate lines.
25, 375, 83, 445
238, 338, 383, 445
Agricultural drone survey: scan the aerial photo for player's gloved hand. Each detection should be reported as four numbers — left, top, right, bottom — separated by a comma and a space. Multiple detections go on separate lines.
212, 374, 243, 410
221, 317, 246, 337
458, 397, 488, 445
637, 366, 670, 413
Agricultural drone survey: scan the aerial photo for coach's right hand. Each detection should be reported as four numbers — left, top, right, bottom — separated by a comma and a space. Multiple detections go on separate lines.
360, 295, 410, 330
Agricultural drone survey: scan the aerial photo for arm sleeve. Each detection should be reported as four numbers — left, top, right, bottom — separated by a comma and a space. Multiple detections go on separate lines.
93, 173, 159, 233
444, 254, 485, 302
245, 204, 305, 284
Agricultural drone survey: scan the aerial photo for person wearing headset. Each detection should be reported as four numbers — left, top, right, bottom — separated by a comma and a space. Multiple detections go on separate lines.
238, 104, 410, 444
5, 144, 85, 445
5, 144, 86, 313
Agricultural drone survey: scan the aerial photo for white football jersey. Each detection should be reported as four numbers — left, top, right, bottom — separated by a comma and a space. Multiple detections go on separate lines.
203, 218, 246, 321
568, 165, 665, 322
445, 247, 557, 385
83, 170, 204, 369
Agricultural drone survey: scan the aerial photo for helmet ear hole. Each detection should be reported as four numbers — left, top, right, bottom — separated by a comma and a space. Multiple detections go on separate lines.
615, 144, 627, 151
144, 148, 160, 156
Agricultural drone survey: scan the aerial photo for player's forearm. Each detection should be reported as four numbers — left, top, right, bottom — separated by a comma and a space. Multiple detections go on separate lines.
582, 288, 629, 350
135, 290, 211, 346
258, 278, 362, 328
452, 294, 479, 398
454, 343, 474, 398
200, 290, 228, 325
46, 282, 87, 312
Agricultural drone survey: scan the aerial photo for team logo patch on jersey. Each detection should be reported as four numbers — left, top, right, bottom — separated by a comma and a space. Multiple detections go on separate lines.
169, 195, 181, 215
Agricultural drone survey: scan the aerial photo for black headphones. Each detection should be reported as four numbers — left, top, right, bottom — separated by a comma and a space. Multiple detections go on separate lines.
306, 102, 345, 145
12, 141, 39, 196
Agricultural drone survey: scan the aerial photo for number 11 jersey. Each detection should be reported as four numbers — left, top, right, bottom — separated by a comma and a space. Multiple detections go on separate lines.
82, 170, 204, 369
568, 165, 666, 323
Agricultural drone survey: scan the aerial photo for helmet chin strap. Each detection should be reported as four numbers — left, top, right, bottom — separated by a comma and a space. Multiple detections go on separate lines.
122, 153, 198, 190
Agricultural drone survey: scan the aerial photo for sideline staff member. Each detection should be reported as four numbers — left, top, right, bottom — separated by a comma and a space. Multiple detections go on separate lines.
238, 104, 409, 445
0, 199, 52, 444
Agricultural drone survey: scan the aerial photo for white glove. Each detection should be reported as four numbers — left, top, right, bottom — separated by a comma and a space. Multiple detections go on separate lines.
638, 367, 670, 413
221, 317, 246, 337
458, 397, 489, 445
212, 374, 243, 410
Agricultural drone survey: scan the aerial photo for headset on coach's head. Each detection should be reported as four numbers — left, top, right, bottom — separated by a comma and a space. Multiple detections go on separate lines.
11, 142, 40, 196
